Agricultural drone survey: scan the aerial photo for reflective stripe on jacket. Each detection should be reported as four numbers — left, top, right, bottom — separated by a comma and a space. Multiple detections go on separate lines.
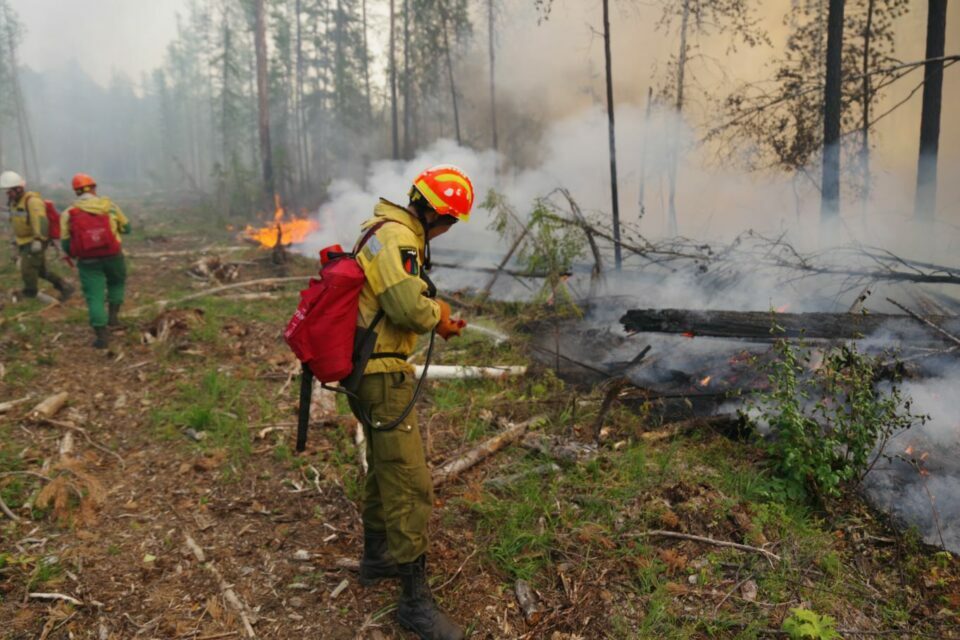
356, 199, 440, 375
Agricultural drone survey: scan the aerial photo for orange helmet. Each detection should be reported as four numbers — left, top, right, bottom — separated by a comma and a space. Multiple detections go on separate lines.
411, 165, 474, 222
72, 173, 96, 191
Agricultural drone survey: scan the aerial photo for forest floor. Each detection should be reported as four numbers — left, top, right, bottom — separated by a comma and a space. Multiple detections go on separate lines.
1, 201, 958, 640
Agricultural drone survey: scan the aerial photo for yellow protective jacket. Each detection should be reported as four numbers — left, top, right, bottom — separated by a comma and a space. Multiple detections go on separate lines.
61, 194, 129, 245
356, 199, 441, 375
9, 191, 48, 245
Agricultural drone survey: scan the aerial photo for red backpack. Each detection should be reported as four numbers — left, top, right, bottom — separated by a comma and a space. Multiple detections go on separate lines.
284, 221, 388, 385
68, 209, 121, 258
27, 196, 62, 240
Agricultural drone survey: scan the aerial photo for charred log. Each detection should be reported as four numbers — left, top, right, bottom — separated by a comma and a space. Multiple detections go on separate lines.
620, 308, 960, 342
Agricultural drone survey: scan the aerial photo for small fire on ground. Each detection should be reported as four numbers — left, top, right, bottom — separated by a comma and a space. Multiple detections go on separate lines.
244, 196, 319, 248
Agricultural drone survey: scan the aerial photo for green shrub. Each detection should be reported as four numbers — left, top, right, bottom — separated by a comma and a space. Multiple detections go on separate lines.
747, 337, 924, 500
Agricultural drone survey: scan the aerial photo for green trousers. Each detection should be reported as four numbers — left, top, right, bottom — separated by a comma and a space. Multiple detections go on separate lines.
77, 254, 126, 327
354, 371, 432, 564
18, 244, 66, 297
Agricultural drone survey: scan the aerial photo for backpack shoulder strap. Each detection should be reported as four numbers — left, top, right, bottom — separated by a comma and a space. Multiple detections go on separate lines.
353, 219, 393, 255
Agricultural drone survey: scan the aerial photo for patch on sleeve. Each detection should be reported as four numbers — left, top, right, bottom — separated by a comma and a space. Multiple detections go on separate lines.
362, 235, 383, 260
399, 248, 420, 276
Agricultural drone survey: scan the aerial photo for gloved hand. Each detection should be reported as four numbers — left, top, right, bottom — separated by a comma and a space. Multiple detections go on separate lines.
30, 240, 42, 254
436, 299, 467, 341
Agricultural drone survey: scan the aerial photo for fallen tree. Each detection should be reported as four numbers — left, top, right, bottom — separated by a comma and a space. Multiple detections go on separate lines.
620, 308, 960, 342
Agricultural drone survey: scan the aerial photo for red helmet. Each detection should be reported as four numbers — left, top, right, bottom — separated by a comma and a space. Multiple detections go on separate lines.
411, 165, 474, 222
72, 173, 96, 191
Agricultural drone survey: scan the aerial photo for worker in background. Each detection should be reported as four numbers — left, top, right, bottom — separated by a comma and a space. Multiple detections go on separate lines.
2, 170, 73, 301
61, 173, 130, 349
353, 166, 471, 640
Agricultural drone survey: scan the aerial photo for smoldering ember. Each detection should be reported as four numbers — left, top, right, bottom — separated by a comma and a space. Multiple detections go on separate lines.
1, 1, 959, 639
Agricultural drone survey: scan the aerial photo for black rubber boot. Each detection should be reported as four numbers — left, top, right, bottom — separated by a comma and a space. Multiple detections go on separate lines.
396, 555, 464, 640
359, 530, 400, 586
108, 303, 122, 327
56, 281, 74, 303
92, 326, 109, 349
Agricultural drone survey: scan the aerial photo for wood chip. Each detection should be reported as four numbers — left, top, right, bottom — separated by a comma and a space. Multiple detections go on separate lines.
330, 579, 349, 599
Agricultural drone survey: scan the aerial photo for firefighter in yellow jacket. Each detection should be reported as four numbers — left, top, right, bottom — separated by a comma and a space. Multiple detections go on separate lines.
2, 170, 73, 301
352, 166, 471, 640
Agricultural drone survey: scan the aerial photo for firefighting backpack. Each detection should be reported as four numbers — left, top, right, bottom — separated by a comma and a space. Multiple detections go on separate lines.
27, 195, 62, 240
284, 219, 436, 451
67, 209, 122, 259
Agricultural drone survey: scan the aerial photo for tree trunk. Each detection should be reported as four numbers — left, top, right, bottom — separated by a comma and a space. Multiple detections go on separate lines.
639, 86, 653, 223
253, 0, 275, 201
602, 0, 622, 270
488, 0, 498, 152
402, 0, 412, 157
914, 0, 948, 220
666, 0, 690, 237
860, 0, 875, 212
295, 0, 308, 190
361, 0, 372, 123
390, 0, 400, 160
440, 1, 462, 146
820, 0, 845, 222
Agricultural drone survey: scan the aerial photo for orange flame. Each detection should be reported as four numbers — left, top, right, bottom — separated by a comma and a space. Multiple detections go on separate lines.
775, 304, 790, 313
244, 195, 319, 248
698, 375, 712, 387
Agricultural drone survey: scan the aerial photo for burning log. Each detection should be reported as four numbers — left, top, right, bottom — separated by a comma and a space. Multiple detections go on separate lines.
620, 308, 960, 343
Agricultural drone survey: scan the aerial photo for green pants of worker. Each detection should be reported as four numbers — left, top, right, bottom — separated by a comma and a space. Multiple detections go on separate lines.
354, 371, 432, 564
18, 244, 66, 298
77, 254, 126, 327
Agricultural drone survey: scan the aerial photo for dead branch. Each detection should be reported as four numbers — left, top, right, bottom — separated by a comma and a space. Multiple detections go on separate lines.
592, 377, 632, 444
129, 276, 313, 316
28, 592, 85, 606
0, 396, 32, 414
885, 298, 960, 349
205, 563, 257, 639
132, 246, 248, 259
554, 188, 605, 282
632, 530, 781, 562
479, 217, 536, 299
40, 418, 125, 468
0, 492, 21, 522
432, 415, 548, 487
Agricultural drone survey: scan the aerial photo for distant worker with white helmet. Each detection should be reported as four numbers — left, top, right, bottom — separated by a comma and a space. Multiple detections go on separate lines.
61, 173, 131, 349
2, 170, 73, 302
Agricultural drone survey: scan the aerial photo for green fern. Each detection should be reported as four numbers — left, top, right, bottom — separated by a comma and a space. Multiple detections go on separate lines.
782, 607, 841, 639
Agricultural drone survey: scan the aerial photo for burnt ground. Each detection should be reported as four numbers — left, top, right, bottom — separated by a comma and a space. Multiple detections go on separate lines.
1, 207, 959, 639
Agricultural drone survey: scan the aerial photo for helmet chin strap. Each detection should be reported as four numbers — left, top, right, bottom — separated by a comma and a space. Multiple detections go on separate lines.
416, 210, 433, 271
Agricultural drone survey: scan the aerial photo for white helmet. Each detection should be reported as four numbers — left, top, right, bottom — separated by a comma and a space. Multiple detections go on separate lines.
0, 171, 25, 190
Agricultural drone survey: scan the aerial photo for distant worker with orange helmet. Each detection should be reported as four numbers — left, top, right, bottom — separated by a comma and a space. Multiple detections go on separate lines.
2, 170, 73, 301
351, 166, 471, 640
61, 173, 130, 349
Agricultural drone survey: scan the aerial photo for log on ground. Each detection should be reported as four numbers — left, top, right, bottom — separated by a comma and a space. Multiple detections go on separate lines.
620, 308, 960, 342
